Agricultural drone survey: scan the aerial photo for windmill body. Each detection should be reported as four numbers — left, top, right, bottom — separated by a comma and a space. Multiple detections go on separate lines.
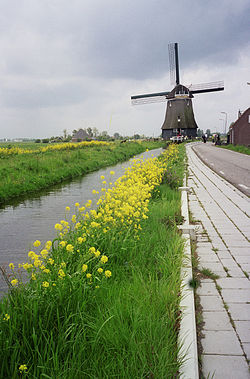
131, 43, 224, 140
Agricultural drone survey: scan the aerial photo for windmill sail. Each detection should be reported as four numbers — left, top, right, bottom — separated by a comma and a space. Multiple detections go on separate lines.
168, 43, 180, 86
188, 81, 224, 94
131, 91, 169, 105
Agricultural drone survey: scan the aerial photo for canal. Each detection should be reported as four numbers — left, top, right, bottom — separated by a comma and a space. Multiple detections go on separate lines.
0, 148, 162, 294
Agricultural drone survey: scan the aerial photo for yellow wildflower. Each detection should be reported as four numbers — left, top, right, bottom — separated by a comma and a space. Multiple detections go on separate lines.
89, 247, 96, 254
55, 223, 63, 231
82, 264, 88, 272
66, 244, 74, 253
58, 269, 66, 278
100, 255, 108, 264
97, 267, 103, 274
9, 263, 15, 270
77, 237, 84, 244
75, 222, 81, 229
33, 240, 41, 247
86, 273, 92, 279
40, 249, 48, 258
105, 270, 112, 278
94, 250, 101, 258
19, 364, 28, 373
48, 258, 54, 265
45, 240, 52, 250
3, 313, 10, 321
75, 202, 80, 207
59, 241, 66, 247
11, 279, 18, 286
31, 273, 36, 280
42, 281, 49, 288
65, 206, 70, 211
110, 171, 115, 175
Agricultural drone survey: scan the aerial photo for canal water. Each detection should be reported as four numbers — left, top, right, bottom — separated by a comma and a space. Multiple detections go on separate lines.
0, 148, 162, 294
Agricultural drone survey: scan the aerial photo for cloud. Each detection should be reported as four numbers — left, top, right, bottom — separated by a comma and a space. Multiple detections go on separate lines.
0, 0, 249, 138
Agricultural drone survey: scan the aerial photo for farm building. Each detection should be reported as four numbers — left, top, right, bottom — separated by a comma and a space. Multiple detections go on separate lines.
229, 108, 250, 147
72, 129, 90, 142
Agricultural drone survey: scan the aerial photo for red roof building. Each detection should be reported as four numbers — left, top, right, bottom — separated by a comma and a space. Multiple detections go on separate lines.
229, 107, 250, 147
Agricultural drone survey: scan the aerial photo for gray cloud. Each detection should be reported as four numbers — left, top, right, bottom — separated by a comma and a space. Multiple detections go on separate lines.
0, 0, 249, 138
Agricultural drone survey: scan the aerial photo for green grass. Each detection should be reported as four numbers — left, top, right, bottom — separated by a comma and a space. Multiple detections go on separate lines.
0, 145, 185, 378
219, 144, 250, 155
0, 140, 163, 205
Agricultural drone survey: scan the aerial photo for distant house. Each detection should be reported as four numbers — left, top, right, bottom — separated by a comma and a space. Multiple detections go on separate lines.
72, 129, 90, 142
229, 108, 250, 147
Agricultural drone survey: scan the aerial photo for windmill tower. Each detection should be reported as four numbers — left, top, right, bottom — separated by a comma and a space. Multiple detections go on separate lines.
131, 43, 224, 139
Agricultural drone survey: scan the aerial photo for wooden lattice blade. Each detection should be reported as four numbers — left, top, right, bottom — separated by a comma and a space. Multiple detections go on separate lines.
131, 91, 169, 105
188, 81, 224, 94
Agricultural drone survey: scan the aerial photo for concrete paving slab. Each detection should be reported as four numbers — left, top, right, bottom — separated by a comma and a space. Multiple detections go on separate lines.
200, 262, 225, 271
199, 255, 220, 263
242, 342, 250, 361
216, 278, 250, 289
196, 282, 218, 296
202, 355, 250, 379
228, 303, 250, 321
203, 311, 233, 331
202, 330, 243, 355
199, 295, 224, 311
239, 263, 250, 273
220, 258, 240, 268
236, 256, 250, 263
234, 321, 250, 343
216, 250, 233, 259
225, 240, 250, 248
227, 268, 246, 278
229, 247, 250, 256
221, 289, 250, 303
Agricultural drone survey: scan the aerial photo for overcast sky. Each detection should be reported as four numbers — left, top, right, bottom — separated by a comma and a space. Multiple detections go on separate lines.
0, 0, 249, 139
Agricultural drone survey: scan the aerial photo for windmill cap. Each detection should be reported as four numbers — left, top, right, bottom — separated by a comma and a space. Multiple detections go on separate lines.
167, 84, 193, 99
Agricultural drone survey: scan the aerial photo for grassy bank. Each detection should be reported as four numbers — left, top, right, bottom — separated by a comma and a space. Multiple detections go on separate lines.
219, 144, 250, 155
0, 140, 163, 205
0, 144, 185, 378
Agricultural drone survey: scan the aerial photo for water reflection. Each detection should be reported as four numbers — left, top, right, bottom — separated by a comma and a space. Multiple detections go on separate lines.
0, 148, 162, 293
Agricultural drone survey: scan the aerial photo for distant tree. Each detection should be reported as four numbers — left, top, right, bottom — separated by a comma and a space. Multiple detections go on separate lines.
205, 129, 211, 137
100, 131, 109, 140
42, 138, 49, 143
87, 127, 93, 137
113, 132, 121, 139
197, 129, 203, 137
63, 129, 67, 139
35, 139, 41, 143
72, 129, 78, 135
92, 127, 99, 138
134, 134, 140, 140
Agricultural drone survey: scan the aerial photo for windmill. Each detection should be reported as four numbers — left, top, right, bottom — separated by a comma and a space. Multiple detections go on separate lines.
131, 43, 224, 140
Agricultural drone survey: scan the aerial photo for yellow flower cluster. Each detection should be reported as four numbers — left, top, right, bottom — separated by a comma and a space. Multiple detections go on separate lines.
7, 144, 178, 295
0, 141, 111, 157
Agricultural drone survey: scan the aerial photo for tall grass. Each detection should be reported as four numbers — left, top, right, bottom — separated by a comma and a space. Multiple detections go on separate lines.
0, 144, 185, 378
219, 144, 250, 155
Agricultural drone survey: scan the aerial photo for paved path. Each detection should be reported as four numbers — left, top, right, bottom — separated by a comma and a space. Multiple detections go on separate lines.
192, 142, 250, 197
186, 143, 250, 378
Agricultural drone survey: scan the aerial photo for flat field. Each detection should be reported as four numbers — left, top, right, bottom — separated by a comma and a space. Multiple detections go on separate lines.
0, 140, 163, 205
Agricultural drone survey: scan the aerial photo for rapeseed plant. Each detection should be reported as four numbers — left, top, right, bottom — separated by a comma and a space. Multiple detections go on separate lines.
0, 143, 183, 378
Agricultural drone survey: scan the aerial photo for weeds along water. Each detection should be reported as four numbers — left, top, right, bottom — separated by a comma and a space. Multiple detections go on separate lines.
0, 140, 163, 205
0, 143, 185, 378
